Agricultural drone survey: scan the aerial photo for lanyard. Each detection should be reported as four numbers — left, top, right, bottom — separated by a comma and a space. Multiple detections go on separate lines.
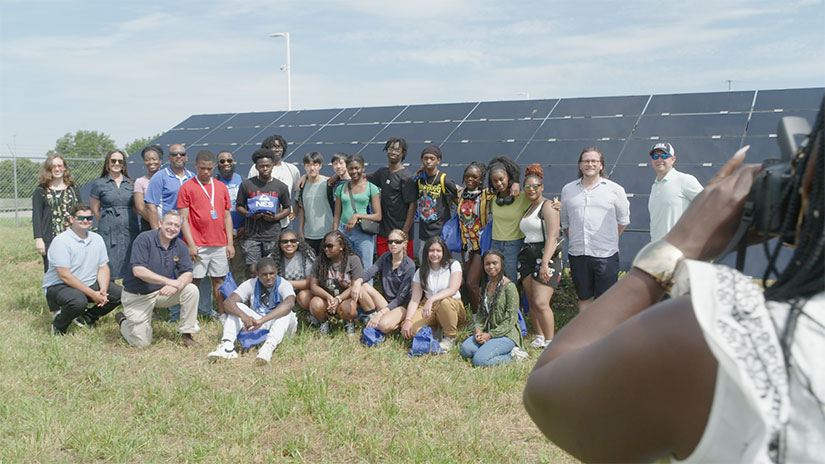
196, 178, 215, 210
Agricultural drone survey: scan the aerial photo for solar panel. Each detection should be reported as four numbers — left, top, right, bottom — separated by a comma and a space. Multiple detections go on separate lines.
619, 137, 743, 164
740, 136, 784, 163
535, 116, 637, 140
275, 108, 344, 126
466, 99, 558, 121
516, 140, 626, 165
218, 111, 286, 128
159, 128, 213, 146
260, 125, 322, 144
375, 121, 460, 143
129, 87, 821, 271
447, 120, 541, 142
746, 109, 819, 136
608, 165, 655, 194
304, 123, 386, 144
626, 196, 650, 230
753, 88, 825, 111
172, 113, 235, 130
395, 102, 476, 122
203, 127, 267, 145
438, 140, 529, 165
644, 90, 754, 115
551, 95, 648, 117
330, 106, 407, 124
633, 113, 748, 138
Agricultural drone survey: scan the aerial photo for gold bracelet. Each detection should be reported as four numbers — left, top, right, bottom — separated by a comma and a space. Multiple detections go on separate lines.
631, 240, 685, 292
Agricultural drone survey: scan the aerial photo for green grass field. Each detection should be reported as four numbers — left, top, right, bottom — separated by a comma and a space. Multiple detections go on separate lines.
0, 219, 579, 463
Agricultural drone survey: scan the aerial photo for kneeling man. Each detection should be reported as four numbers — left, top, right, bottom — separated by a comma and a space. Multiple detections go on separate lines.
44, 203, 122, 334
208, 257, 297, 364
115, 210, 199, 347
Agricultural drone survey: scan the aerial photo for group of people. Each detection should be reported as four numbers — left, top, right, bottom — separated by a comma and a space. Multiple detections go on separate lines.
34, 132, 704, 368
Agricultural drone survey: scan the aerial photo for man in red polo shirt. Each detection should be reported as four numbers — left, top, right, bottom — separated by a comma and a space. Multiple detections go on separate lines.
178, 150, 235, 314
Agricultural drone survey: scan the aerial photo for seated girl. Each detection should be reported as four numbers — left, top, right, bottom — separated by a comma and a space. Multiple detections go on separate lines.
308, 230, 364, 335
401, 236, 465, 351
351, 229, 416, 334
460, 250, 524, 367
270, 229, 316, 311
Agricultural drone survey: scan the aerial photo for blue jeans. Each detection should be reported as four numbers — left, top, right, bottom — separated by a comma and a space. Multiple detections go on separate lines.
491, 238, 523, 282
338, 223, 375, 282
460, 336, 516, 367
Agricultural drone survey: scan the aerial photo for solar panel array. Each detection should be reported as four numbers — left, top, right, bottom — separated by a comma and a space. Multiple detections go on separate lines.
127, 87, 824, 274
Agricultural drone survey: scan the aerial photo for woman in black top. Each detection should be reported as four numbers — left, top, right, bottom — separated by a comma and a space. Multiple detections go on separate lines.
32, 155, 79, 272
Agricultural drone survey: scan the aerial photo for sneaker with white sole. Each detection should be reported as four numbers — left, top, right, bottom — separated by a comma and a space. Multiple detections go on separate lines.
255, 340, 276, 365
207, 340, 238, 361
439, 336, 456, 352
319, 321, 330, 336
344, 321, 356, 335
530, 335, 546, 349
510, 346, 529, 360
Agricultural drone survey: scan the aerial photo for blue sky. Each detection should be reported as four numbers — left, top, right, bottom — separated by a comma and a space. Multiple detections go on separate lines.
1, 0, 823, 159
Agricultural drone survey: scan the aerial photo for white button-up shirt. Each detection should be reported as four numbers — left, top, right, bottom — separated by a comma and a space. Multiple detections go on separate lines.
560, 177, 630, 258
648, 168, 703, 241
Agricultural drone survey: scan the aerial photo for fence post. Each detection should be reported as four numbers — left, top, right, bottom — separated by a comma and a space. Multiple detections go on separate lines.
12, 149, 19, 227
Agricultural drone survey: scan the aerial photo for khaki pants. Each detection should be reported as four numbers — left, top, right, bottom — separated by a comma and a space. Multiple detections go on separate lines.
409, 297, 465, 339
120, 283, 200, 348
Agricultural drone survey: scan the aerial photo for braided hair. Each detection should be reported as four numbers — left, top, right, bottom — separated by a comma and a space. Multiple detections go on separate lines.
464, 161, 488, 182
764, 97, 824, 302
270, 230, 316, 278
313, 230, 358, 287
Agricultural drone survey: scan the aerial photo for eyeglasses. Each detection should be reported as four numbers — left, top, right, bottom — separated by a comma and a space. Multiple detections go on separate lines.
75, 215, 94, 222
280, 239, 298, 244
218, 159, 234, 164
388, 239, 405, 245
580, 160, 601, 165
51, 165, 65, 170
170, 152, 187, 157
650, 153, 672, 160
110, 159, 124, 165
523, 183, 542, 191
322, 243, 336, 249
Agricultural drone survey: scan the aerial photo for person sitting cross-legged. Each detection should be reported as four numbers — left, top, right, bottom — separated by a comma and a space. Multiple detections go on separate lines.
208, 257, 297, 365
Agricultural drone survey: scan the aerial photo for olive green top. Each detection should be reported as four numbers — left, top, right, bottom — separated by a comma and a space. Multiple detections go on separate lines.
475, 280, 524, 348
490, 191, 530, 241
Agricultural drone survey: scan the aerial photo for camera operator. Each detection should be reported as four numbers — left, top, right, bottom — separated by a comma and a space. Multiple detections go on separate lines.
523, 100, 824, 463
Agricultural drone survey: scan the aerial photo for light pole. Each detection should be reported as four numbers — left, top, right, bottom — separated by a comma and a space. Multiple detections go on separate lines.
269, 32, 292, 110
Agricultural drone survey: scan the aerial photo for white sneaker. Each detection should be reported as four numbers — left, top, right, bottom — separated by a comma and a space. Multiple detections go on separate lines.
510, 346, 529, 360
207, 340, 238, 361
439, 336, 456, 352
255, 340, 276, 365
530, 335, 546, 349
319, 321, 330, 336
344, 320, 356, 336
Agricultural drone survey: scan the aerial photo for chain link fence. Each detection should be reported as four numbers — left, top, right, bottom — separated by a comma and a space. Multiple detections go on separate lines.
0, 155, 106, 224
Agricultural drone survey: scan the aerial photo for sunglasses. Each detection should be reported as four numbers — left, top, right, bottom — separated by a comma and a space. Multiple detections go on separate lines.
280, 239, 298, 244
650, 153, 672, 160
51, 165, 65, 170
110, 159, 124, 165
523, 183, 542, 191
388, 239, 405, 245
218, 159, 234, 164
75, 215, 94, 222
170, 152, 187, 157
